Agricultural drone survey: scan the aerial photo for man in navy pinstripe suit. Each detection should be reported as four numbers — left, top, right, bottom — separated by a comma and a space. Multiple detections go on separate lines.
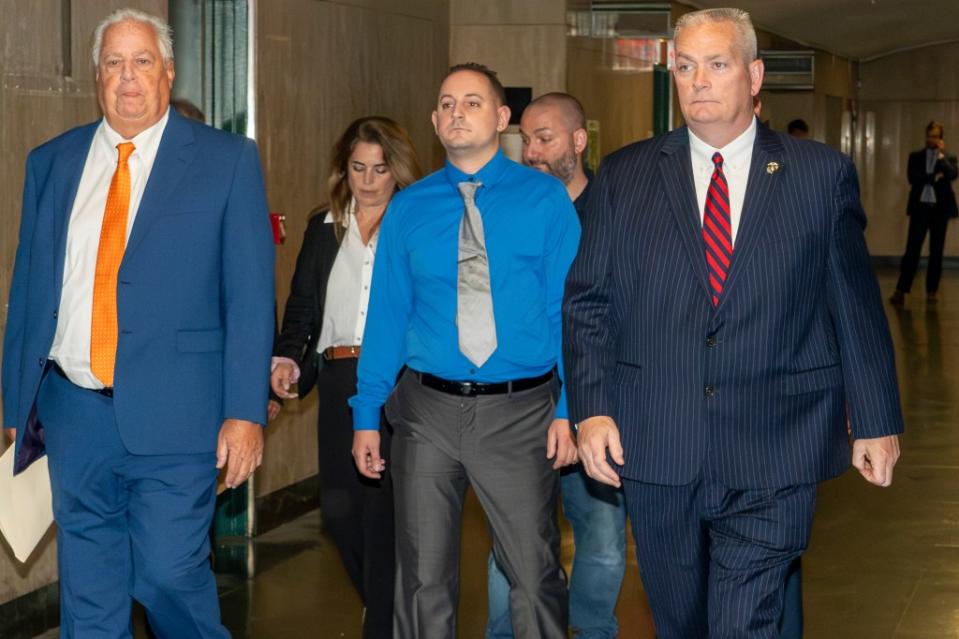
563, 8, 903, 638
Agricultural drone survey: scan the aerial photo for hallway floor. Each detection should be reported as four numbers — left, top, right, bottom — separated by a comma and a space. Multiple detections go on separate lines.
35, 268, 959, 638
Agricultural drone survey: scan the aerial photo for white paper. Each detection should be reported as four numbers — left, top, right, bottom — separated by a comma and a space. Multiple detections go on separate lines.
0, 446, 54, 562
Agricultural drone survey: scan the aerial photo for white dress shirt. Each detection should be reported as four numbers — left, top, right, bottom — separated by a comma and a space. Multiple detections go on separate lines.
688, 117, 757, 246
921, 147, 938, 204
316, 206, 377, 354
49, 110, 170, 388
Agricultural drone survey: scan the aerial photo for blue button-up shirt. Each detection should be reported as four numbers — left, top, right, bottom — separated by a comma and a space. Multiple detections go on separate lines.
349, 149, 581, 429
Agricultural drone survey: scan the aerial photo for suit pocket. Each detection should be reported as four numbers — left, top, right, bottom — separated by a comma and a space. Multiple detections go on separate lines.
612, 361, 642, 385
176, 328, 225, 353
783, 364, 842, 395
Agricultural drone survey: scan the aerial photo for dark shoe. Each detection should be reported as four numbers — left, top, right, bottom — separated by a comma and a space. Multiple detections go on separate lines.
889, 290, 905, 306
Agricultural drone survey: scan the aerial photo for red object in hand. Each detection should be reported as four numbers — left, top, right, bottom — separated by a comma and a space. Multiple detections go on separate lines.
269, 212, 286, 245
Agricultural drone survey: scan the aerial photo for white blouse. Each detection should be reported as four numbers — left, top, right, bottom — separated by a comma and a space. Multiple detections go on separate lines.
316, 206, 378, 354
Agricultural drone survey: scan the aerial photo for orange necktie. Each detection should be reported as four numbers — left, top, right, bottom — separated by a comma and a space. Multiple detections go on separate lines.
90, 141, 135, 387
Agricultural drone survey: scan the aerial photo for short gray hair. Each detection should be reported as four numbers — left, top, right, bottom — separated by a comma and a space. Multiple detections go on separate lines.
92, 9, 174, 66
674, 8, 757, 63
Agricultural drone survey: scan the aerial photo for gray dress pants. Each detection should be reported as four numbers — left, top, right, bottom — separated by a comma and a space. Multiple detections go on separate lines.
385, 369, 567, 638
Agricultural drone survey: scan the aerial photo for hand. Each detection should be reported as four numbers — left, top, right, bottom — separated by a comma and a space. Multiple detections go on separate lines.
546, 419, 578, 469
267, 400, 282, 421
852, 435, 900, 487
352, 430, 385, 479
577, 416, 624, 487
3, 428, 14, 444
216, 419, 265, 489
271, 362, 298, 399
937, 138, 946, 154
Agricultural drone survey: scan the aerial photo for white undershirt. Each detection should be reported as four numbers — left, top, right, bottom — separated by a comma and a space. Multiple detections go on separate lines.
316, 206, 377, 354
49, 110, 170, 389
688, 117, 757, 246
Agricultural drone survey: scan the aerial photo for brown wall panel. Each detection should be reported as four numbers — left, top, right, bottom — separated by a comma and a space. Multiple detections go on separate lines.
567, 37, 655, 158
451, 0, 565, 26
0, 1, 64, 77
255, 0, 449, 498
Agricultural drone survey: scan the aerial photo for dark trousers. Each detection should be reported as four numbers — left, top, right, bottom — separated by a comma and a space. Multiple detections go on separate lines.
38, 367, 227, 639
779, 559, 803, 639
623, 473, 816, 639
896, 207, 950, 294
387, 370, 567, 639
316, 359, 394, 639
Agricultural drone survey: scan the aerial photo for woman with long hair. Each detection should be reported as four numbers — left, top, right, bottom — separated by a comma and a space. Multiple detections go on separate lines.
271, 116, 421, 638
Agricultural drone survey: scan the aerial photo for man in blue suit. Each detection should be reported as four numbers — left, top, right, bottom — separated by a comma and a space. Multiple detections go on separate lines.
563, 8, 903, 638
2, 9, 274, 638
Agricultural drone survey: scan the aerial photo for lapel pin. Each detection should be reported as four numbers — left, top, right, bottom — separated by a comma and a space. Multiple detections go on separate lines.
766, 161, 781, 175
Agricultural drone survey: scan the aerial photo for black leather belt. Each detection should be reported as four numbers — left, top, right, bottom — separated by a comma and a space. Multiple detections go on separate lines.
415, 370, 553, 397
51, 362, 114, 397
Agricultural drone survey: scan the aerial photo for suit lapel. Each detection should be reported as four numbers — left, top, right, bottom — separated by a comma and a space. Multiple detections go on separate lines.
53, 123, 99, 294
123, 110, 197, 260
658, 127, 711, 299
716, 122, 785, 312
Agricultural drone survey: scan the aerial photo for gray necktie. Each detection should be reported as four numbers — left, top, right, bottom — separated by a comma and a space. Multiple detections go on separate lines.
457, 181, 497, 367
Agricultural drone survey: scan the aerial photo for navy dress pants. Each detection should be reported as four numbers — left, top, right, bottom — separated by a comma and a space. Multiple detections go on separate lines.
623, 470, 815, 639
38, 367, 228, 639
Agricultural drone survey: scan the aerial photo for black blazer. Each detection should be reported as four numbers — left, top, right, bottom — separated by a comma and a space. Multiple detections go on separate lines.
907, 148, 958, 218
274, 212, 340, 398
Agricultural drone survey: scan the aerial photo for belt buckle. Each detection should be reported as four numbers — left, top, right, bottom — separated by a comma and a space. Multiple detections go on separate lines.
459, 382, 474, 396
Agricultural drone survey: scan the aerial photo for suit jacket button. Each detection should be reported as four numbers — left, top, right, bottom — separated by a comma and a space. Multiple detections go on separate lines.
38, 357, 45, 368
706, 335, 717, 347
704, 384, 716, 397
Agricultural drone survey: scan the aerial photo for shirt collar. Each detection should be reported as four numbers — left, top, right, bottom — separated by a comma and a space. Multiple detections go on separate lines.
688, 116, 757, 172
99, 107, 170, 156
573, 173, 593, 211
444, 148, 510, 190
324, 198, 356, 225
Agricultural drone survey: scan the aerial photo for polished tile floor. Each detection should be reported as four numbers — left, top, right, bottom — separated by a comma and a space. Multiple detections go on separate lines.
36, 269, 959, 638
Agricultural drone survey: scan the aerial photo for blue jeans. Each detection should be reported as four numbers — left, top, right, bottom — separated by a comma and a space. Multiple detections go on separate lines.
486, 465, 627, 639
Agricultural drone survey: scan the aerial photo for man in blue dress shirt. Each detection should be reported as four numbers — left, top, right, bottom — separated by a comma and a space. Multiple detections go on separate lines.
350, 63, 581, 638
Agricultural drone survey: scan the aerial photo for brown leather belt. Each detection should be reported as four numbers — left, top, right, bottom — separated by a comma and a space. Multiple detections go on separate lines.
323, 345, 361, 360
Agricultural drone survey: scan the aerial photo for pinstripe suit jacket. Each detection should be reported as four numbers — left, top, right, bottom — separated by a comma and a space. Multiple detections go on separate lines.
563, 121, 904, 489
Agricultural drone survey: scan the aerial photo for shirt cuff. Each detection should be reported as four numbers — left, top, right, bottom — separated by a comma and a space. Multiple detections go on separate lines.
352, 404, 382, 431
271, 356, 300, 383
554, 385, 569, 420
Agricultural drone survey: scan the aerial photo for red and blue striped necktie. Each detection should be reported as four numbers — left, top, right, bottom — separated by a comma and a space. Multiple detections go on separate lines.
702, 152, 732, 306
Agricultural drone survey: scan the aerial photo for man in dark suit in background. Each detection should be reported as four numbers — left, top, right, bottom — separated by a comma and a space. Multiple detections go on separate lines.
890, 121, 958, 305
2, 9, 273, 637
563, 8, 903, 638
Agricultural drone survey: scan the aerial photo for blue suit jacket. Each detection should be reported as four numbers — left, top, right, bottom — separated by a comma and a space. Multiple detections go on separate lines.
3, 109, 275, 473
563, 122, 904, 489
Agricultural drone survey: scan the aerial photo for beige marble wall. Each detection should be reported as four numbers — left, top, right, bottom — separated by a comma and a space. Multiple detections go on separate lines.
0, 0, 166, 604
857, 43, 959, 257
449, 0, 566, 97
254, 0, 450, 497
567, 37, 655, 157
759, 52, 855, 143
